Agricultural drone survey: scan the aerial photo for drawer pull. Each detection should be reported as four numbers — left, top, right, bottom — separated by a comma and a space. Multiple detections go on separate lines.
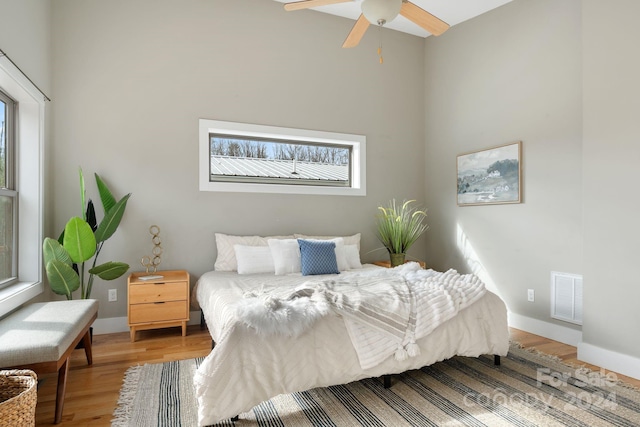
154, 301, 166, 304
154, 282, 166, 285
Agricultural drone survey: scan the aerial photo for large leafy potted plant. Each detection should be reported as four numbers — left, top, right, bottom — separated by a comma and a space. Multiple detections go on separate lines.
375, 199, 428, 267
43, 169, 131, 299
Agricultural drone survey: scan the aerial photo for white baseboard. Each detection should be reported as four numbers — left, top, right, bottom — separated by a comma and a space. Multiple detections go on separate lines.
508, 312, 583, 346
92, 311, 203, 335
508, 312, 640, 381
578, 342, 640, 381
92, 316, 129, 335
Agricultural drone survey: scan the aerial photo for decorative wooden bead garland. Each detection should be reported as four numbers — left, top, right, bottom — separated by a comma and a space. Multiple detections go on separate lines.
140, 225, 163, 273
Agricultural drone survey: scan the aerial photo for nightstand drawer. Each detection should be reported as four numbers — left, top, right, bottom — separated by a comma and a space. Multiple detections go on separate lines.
129, 300, 188, 324
129, 281, 188, 304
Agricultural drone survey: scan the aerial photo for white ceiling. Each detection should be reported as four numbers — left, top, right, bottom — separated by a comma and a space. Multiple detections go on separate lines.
275, 0, 513, 38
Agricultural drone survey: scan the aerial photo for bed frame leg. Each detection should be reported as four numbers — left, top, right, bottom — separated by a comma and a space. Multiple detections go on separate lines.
494, 355, 501, 366
231, 415, 239, 421
383, 375, 391, 388
200, 309, 205, 328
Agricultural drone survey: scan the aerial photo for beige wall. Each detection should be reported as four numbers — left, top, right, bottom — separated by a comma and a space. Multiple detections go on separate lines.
582, 0, 640, 359
423, 0, 583, 326
50, 0, 427, 319
423, 0, 640, 371
0, 0, 51, 95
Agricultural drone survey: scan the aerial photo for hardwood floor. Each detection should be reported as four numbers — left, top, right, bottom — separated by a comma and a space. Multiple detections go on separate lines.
35, 326, 212, 426
509, 328, 640, 388
32, 326, 639, 426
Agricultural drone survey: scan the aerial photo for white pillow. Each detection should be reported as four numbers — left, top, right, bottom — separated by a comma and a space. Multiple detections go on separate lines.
317, 238, 349, 271
294, 233, 361, 250
214, 233, 293, 271
234, 245, 275, 275
344, 244, 362, 269
267, 239, 301, 275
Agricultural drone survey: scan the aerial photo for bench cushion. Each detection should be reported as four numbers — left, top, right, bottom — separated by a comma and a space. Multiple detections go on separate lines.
0, 300, 99, 366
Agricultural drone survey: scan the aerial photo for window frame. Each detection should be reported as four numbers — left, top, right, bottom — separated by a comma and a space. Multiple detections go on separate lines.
0, 89, 16, 189
199, 119, 366, 196
0, 55, 45, 317
0, 89, 17, 288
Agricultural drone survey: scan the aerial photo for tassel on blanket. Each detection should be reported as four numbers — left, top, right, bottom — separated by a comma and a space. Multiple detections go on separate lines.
406, 342, 420, 357
395, 345, 408, 362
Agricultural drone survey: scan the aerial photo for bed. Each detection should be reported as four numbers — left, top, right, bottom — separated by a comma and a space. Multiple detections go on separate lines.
193, 234, 509, 426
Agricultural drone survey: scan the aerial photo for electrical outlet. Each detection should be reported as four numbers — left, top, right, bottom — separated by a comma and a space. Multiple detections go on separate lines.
527, 289, 535, 302
108, 289, 117, 302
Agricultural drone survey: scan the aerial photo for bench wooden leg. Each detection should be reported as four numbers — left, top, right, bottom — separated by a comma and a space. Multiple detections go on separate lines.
55, 357, 70, 424
82, 330, 93, 365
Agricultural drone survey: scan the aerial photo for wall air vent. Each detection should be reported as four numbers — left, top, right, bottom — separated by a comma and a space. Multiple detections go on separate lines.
551, 271, 583, 325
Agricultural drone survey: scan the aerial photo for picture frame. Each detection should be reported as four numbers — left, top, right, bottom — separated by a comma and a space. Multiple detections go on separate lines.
457, 141, 522, 206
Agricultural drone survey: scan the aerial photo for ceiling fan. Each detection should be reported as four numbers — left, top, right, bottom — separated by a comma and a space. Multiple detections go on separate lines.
284, 0, 450, 48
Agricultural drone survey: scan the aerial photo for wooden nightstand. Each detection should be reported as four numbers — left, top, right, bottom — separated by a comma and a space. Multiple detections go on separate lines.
127, 270, 190, 342
373, 260, 426, 269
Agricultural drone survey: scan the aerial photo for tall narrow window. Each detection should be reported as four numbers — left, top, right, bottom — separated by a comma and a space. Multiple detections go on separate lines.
0, 89, 16, 287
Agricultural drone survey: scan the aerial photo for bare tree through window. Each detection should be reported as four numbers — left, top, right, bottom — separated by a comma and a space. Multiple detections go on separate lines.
209, 134, 351, 187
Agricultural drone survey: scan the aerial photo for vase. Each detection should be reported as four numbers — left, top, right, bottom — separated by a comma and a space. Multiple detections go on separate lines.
389, 253, 406, 267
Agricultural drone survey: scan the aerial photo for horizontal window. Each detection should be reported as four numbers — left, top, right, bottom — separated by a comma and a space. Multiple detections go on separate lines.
199, 120, 366, 196
209, 135, 350, 187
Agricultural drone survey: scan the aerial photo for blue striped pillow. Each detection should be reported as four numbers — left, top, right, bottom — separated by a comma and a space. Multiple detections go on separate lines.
297, 239, 339, 276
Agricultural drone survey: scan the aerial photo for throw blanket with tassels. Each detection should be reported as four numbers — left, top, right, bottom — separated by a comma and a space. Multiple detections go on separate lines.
236, 263, 486, 370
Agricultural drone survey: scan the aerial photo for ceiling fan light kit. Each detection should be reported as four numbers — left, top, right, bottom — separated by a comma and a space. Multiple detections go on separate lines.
361, 0, 402, 26
284, 0, 450, 51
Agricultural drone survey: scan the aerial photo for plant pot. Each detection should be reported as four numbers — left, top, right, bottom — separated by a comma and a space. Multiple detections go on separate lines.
389, 253, 406, 267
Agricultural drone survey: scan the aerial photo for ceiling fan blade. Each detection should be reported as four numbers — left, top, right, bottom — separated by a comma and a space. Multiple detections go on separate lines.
400, 1, 450, 36
284, 0, 352, 12
342, 14, 370, 48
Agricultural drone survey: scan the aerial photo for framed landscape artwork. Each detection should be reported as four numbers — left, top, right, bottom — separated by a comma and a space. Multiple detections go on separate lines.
457, 141, 522, 206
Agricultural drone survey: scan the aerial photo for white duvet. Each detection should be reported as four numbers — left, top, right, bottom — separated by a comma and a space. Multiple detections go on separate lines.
194, 265, 509, 426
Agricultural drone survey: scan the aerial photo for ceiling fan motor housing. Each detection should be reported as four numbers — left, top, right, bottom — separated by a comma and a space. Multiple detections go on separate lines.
361, 0, 403, 26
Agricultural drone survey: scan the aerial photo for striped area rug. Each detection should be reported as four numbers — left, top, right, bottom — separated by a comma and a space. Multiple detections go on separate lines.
112, 344, 640, 426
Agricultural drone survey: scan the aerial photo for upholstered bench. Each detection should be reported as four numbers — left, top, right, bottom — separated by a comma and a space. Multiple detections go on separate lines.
0, 299, 99, 424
